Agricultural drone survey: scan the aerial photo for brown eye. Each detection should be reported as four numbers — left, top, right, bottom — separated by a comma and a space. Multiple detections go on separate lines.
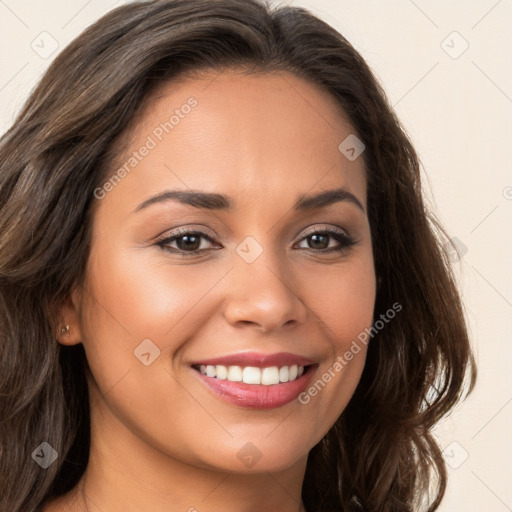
156, 230, 219, 255
175, 234, 202, 251
296, 228, 357, 253
306, 233, 331, 250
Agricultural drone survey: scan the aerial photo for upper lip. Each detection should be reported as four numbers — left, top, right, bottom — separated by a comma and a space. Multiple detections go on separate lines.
191, 351, 315, 368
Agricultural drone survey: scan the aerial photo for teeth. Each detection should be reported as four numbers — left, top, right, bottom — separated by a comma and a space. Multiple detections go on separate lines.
261, 366, 280, 385
216, 365, 227, 379
198, 364, 305, 385
227, 365, 243, 382
243, 366, 261, 384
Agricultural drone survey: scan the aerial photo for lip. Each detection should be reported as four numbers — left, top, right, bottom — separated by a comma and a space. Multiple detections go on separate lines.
194, 370, 315, 409
190, 351, 315, 368
190, 352, 318, 410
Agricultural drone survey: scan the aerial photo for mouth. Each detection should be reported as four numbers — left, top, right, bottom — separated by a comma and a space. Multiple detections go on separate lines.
190, 352, 317, 409
192, 363, 309, 385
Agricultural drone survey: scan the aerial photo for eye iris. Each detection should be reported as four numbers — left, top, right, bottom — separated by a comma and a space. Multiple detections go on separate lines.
177, 234, 200, 251
309, 233, 329, 250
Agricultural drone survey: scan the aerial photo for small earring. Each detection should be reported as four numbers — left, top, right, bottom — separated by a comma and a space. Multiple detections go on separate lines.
60, 325, 70, 336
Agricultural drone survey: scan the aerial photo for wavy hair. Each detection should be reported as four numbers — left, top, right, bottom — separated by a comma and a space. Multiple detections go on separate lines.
0, 1, 476, 510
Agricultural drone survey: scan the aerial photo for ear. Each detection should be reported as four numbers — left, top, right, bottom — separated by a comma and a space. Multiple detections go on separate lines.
55, 286, 83, 346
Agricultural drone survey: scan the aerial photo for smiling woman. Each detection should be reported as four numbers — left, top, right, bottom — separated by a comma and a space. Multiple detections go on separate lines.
0, 1, 476, 512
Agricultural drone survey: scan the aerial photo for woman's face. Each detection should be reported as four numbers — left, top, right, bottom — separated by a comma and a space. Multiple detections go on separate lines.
70, 69, 376, 474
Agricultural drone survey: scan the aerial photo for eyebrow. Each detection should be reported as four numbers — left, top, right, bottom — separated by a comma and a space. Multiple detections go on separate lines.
133, 187, 365, 214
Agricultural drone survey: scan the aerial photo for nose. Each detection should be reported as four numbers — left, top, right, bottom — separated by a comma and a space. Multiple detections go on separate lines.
222, 251, 307, 333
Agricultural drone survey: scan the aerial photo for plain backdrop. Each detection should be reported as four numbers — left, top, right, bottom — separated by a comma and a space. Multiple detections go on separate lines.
1, 1, 511, 510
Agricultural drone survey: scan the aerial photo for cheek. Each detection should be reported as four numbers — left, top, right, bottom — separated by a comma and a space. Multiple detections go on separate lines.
304, 253, 376, 347
77, 242, 232, 398
81, 243, 222, 341
78, 250, 224, 460
293, 254, 375, 429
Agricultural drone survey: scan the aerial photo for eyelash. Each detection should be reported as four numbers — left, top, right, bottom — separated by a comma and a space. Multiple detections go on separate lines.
155, 226, 357, 257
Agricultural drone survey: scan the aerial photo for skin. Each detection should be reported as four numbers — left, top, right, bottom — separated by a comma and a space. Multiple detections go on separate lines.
47, 69, 376, 512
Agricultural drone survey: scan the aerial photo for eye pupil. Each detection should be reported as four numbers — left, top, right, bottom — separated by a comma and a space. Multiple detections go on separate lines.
177, 235, 200, 251
309, 234, 329, 250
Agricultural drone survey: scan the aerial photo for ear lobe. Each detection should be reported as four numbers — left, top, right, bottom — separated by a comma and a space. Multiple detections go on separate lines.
55, 287, 83, 346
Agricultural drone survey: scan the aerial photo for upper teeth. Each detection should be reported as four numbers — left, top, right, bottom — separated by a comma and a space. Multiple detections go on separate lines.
198, 364, 305, 385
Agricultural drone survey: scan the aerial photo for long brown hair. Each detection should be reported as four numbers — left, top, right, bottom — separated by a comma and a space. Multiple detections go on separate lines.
0, 1, 476, 510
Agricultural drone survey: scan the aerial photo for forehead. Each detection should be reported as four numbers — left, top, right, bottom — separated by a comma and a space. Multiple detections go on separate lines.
99, 68, 367, 217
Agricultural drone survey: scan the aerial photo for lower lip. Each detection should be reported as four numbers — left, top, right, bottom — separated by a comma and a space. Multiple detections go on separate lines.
193, 367, 316, 409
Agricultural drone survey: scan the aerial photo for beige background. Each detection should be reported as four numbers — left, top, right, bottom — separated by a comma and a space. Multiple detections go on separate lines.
1, 1, 511, 510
